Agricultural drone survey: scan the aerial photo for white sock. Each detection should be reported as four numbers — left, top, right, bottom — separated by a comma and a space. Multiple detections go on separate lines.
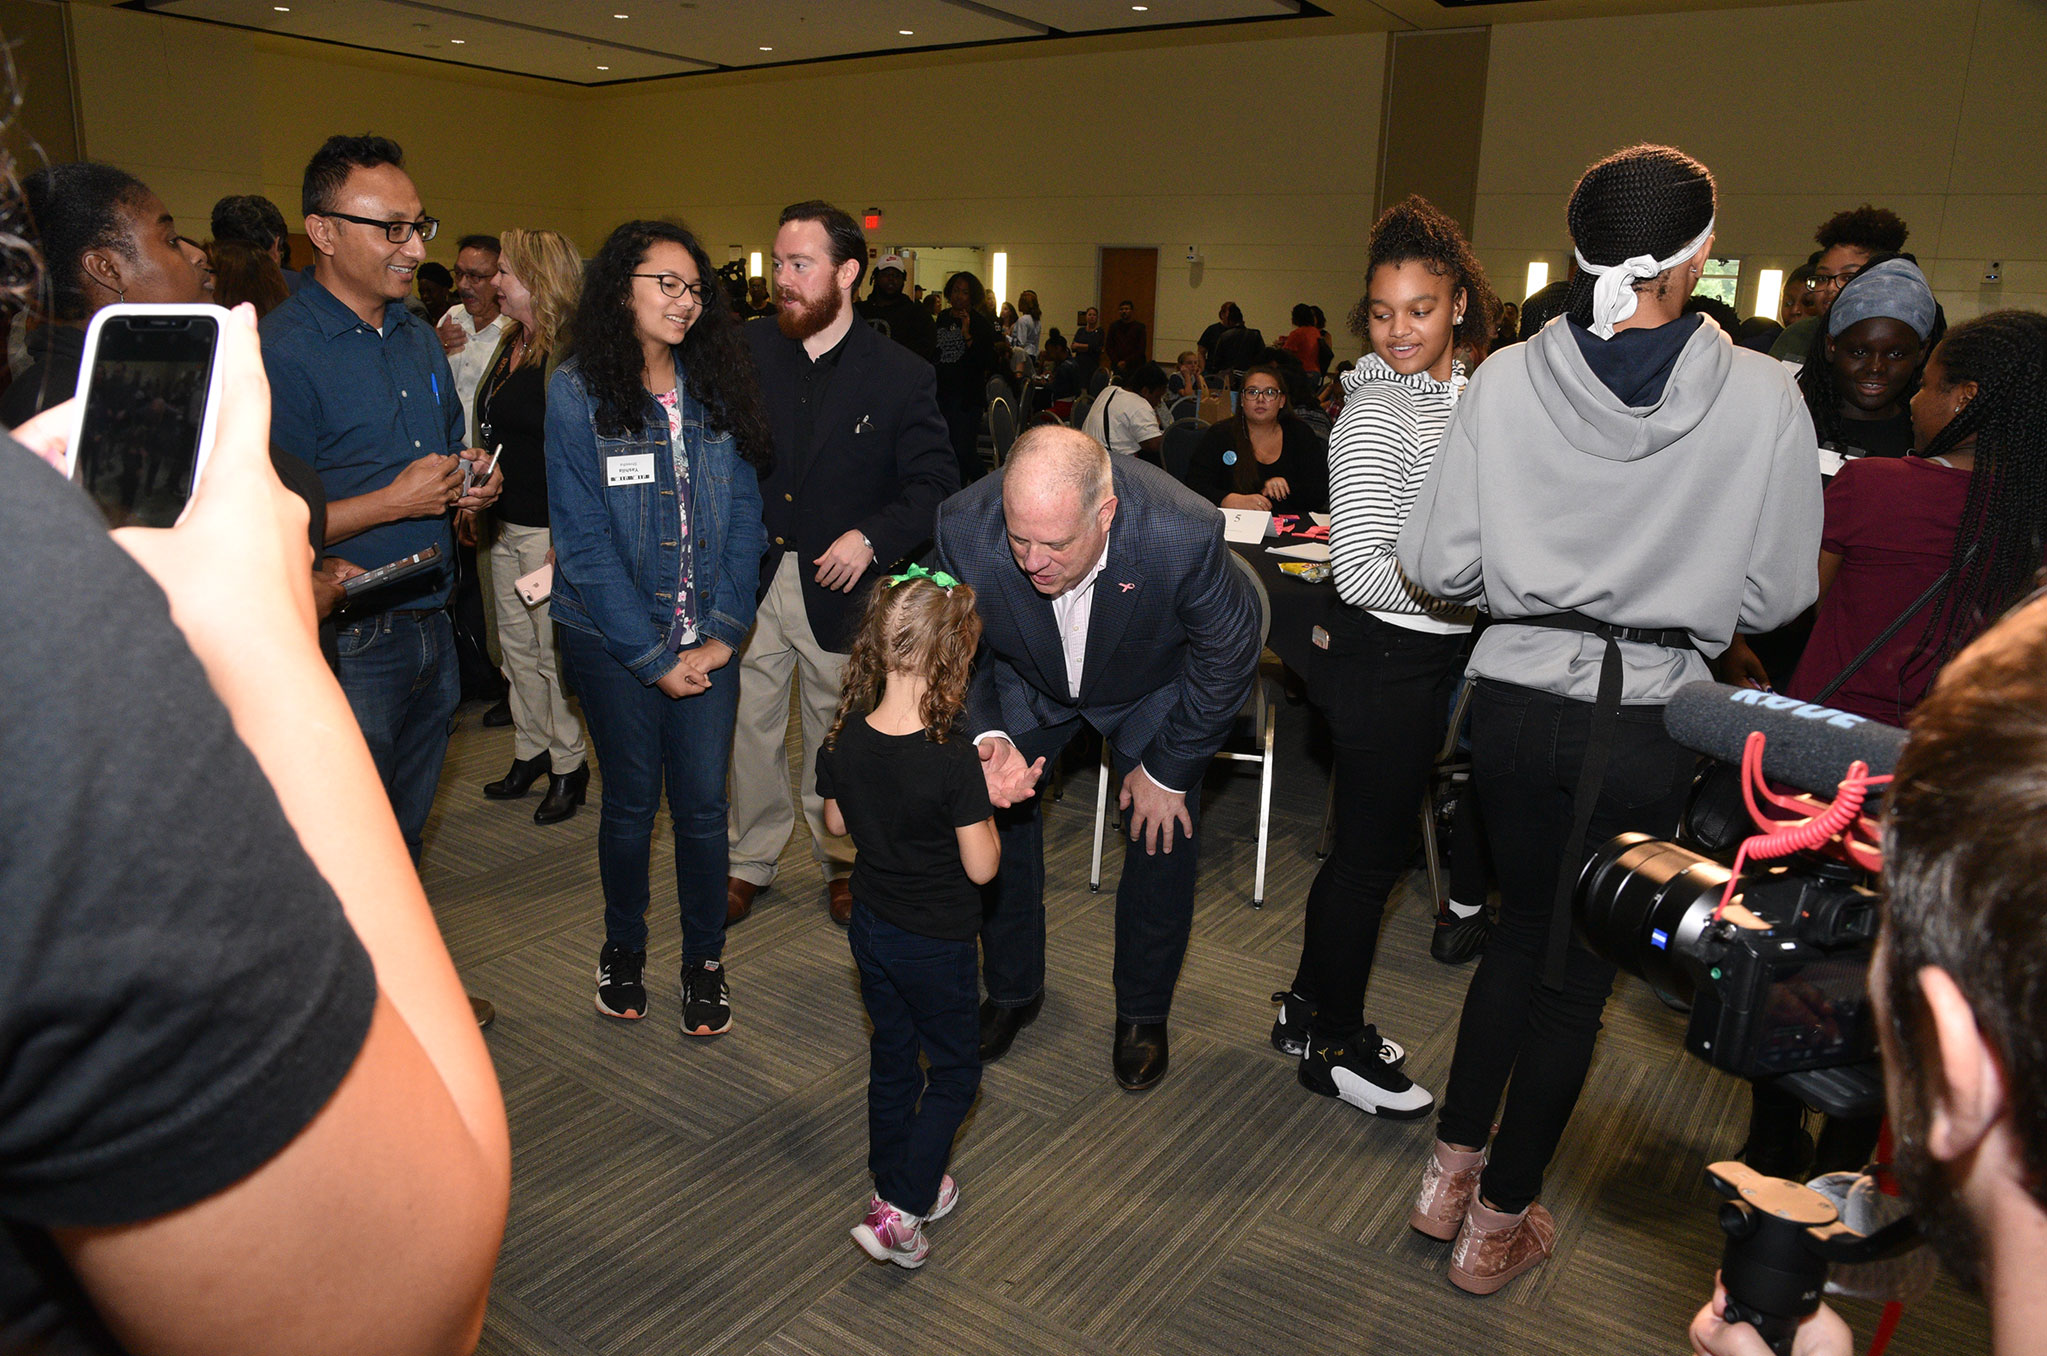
1446, 898, 1483, 920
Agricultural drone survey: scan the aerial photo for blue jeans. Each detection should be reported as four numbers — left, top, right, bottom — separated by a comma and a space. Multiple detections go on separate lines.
336, 609, 461, 864
560, 626, 735, 963
849, 901, 981, 1217
985, 720, 1202, 1025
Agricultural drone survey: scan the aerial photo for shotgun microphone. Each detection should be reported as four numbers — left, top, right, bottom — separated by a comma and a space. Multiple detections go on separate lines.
1664, 682, 1909, 796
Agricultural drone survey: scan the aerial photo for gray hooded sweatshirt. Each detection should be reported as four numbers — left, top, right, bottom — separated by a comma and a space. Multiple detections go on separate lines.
1397, 315, 1823, 703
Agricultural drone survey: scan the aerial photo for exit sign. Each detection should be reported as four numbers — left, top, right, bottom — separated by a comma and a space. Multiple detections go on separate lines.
863, 209, 883, 230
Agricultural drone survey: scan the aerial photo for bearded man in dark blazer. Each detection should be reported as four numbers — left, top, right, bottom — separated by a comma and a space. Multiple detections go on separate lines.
934, 425, 1260, 1090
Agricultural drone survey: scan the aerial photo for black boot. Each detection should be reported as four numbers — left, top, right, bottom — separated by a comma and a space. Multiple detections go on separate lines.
484, 752, 550, 800
534, 762, 589, 824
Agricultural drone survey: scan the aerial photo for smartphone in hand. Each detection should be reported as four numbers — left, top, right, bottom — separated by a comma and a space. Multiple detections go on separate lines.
66, 304, 231, 528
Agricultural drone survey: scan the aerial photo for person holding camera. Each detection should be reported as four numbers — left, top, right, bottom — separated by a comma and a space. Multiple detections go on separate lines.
1397, 143, 1823, 1294
1694, 589, 2047, 1355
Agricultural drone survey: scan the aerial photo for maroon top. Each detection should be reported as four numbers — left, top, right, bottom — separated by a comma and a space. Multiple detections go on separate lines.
1786, 456, 1972, 726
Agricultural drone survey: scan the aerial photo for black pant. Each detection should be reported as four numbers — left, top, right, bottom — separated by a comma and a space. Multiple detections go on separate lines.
1435, 679, 1696, 1213
1288, 611, 1468, 1039
983, 719, 1203, 1024
938, 392, 984, 486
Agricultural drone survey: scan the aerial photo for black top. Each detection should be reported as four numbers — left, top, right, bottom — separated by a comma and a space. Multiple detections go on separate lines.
1832, 410, 1914, 461
815, 719, 992, 941
0, 325, 87, 429
933, 310, 997, 407
1209, 326, 1266, 374
855, 293, 938, 365
1070, 326, 1104, 369
476, 345, 549, 528
1197, 322, 1229, 362
792, 329, 850, 471
1185, 418, 1330, 516
0, 440, 377, 1354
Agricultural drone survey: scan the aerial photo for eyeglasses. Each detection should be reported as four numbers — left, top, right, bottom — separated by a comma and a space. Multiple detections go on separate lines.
1241, 386, 1285, 401
632, 273, 716, 305
453, 267, 496, 283
319, 211, 440, 244
1805, 266, 1863, 292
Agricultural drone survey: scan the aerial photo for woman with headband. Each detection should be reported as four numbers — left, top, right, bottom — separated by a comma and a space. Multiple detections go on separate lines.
1396, 144, 1823, 1294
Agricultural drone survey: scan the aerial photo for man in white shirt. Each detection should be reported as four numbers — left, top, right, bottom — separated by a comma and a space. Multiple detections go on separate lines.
933, 426, 1260, 1091
437, 233, 509, 445
1081, 363, 1168, 461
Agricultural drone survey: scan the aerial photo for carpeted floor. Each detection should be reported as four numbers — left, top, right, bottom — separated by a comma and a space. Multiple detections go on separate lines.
420, 678, 1990, 1356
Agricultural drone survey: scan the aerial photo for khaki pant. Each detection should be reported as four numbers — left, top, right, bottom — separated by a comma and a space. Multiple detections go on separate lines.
489, 522, 585, 769
726, 552, 853, 887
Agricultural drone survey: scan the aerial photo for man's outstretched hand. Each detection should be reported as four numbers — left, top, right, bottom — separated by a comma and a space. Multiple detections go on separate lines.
978, 736, 1046, 809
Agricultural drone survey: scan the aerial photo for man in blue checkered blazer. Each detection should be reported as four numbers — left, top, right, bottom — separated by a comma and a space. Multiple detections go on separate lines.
934, 426, 1261, 1090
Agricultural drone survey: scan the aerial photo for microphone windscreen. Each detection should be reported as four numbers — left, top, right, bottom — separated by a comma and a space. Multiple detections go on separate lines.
1664, 682, 1909, 795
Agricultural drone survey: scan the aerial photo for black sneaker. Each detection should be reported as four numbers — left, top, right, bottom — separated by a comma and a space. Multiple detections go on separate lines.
1298, 1026, 1434, 1119
1431, 904, 1491, 965
594, 943, 647, 1020
681, 959, 732, 1036
1270, 990, 1313, 1057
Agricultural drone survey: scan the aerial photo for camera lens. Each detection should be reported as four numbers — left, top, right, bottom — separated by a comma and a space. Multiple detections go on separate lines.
1577, 833, 1734, 1007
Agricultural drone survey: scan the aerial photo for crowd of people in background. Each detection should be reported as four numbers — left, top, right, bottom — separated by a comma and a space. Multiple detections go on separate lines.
5, 98, 2047, 1356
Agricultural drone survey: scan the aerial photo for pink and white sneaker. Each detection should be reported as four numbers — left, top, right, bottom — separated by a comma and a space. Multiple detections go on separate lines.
852, 1197, 929, 1269
865, 1175, 959, 1225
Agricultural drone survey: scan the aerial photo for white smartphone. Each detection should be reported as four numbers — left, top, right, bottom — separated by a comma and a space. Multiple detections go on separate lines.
514, 561, 553, 605
66, 303, 232, 528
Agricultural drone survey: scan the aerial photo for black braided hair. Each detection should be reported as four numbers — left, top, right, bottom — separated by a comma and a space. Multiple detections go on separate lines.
1795, 251, 1945, 448
1346, 193, 1499, 361
21, 162, 149, 321
1562, 145, 1716, 330
1900, 310, 2047, 688
570, 219, 772, 470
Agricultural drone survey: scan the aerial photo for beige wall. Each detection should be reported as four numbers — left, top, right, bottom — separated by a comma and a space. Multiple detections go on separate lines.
1473, 0, 2047, 321
48, 0, 2047, 340
65, 5, 593, 255
581, 33, 1387, 363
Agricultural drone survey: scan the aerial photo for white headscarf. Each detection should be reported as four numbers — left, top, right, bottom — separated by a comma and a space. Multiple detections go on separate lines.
1573, 217, 1716, 340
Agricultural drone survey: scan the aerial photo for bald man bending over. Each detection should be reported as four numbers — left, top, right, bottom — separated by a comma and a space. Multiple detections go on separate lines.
933, 426, 1261, 1090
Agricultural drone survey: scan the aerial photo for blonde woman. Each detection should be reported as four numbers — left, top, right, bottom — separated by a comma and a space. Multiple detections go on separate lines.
478, 227, 590, 823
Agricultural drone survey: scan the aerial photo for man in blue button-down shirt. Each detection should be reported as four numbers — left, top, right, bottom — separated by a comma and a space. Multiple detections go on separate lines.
262, 134, 502, 864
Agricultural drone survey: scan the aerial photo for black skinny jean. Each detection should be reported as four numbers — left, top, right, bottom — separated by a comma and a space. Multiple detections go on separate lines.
1435, 678, 1696, 1213
1288, 610, 1469, 1040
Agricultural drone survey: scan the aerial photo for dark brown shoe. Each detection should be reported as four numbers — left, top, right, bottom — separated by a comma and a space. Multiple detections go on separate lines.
726, 877, 760, 924
827, 877, 853, 925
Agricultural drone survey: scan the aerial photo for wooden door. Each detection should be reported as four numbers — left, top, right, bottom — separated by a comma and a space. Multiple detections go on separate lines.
1099, 247, 1158, 364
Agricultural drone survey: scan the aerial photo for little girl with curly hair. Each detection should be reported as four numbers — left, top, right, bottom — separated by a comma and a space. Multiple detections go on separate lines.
816, 567, 1000, 1270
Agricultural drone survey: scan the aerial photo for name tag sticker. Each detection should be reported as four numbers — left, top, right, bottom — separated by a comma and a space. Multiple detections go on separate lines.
606, 452, 656, 487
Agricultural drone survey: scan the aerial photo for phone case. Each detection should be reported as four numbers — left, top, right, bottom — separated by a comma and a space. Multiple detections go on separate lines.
515, 562, 553, 605
67, 304, 234, 507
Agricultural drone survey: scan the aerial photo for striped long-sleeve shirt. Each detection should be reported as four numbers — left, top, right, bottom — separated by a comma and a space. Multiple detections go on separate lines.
1327, 354, 1475, 631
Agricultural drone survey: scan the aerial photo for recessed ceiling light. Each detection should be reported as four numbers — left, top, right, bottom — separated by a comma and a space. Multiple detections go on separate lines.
450, 38, 465, 44
759, 45, 773, 51
613, 11, 629, 17
1132, 4, 1148, 9
596, 64, 610, 70
899, 29, 914, 35
273, 4, 289, 9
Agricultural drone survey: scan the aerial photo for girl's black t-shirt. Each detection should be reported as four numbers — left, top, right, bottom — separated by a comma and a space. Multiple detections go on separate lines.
815, 719, 993, 941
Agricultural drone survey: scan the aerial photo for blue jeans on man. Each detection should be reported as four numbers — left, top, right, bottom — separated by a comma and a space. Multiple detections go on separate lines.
560, 626, 734, 965
983, 719, 1202, 1026
335, 609, 462, 864
849, 900, 981, 1218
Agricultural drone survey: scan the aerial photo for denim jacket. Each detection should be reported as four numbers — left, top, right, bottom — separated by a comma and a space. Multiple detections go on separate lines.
545, 355, 765, 685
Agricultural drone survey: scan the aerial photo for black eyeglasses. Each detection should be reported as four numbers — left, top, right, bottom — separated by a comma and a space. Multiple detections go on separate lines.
319, 211, 440, 244
632, 273, 715, 305
1805, 266, 1863, 292
1242, 386, 1285, 401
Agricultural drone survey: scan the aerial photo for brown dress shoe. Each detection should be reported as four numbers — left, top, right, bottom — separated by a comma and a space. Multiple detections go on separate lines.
827, 877, 853, 925
1448, 1198, 1556, 1295
726, 877, 760, 924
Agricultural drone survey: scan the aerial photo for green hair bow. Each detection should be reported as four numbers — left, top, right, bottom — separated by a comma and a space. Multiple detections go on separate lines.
886, 563, 960, 591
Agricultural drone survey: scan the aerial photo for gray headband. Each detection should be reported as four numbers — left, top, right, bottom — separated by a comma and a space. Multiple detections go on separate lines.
1828, 257, 1937, 341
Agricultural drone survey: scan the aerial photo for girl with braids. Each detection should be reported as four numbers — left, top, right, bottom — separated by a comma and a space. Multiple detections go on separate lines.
817, 570, 998, 1270
546, 218, 769, 1034
1784, 310, 2047, 726
1398, 145, 1822, 1294
1267, 194, 1496, 1125
1183, 358, 1330, 513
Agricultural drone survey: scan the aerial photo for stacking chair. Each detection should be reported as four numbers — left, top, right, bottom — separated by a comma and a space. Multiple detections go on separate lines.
1160, 417, 1208, 485
989, 396, 1018, 466
1091, 553, 1276, 906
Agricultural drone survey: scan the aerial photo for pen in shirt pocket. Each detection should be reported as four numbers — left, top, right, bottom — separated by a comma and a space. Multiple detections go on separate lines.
430, 373, 441, 405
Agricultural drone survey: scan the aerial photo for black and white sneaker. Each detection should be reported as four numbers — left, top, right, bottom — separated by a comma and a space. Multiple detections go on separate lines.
1298, 1026, 1433, 1119
680, 959, 732, 1036
1431, 902, 1492, 965
1270, 990, 1313, 1058
595, 943, 648, 1020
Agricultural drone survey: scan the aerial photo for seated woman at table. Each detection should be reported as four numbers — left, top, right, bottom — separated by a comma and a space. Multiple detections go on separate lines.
1268, 194, 1498, 1123
1184, 360, 1329, 514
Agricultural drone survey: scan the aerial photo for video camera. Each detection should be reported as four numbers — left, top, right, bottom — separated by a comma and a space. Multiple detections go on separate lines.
1574, 684, 1907, 1090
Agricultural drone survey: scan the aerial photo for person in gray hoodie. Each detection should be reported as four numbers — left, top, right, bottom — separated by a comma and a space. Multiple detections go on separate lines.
1395, 144, 1823, 1297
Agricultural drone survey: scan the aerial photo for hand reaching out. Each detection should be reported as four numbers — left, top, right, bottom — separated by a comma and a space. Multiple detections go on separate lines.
978, 737, 1046, 809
